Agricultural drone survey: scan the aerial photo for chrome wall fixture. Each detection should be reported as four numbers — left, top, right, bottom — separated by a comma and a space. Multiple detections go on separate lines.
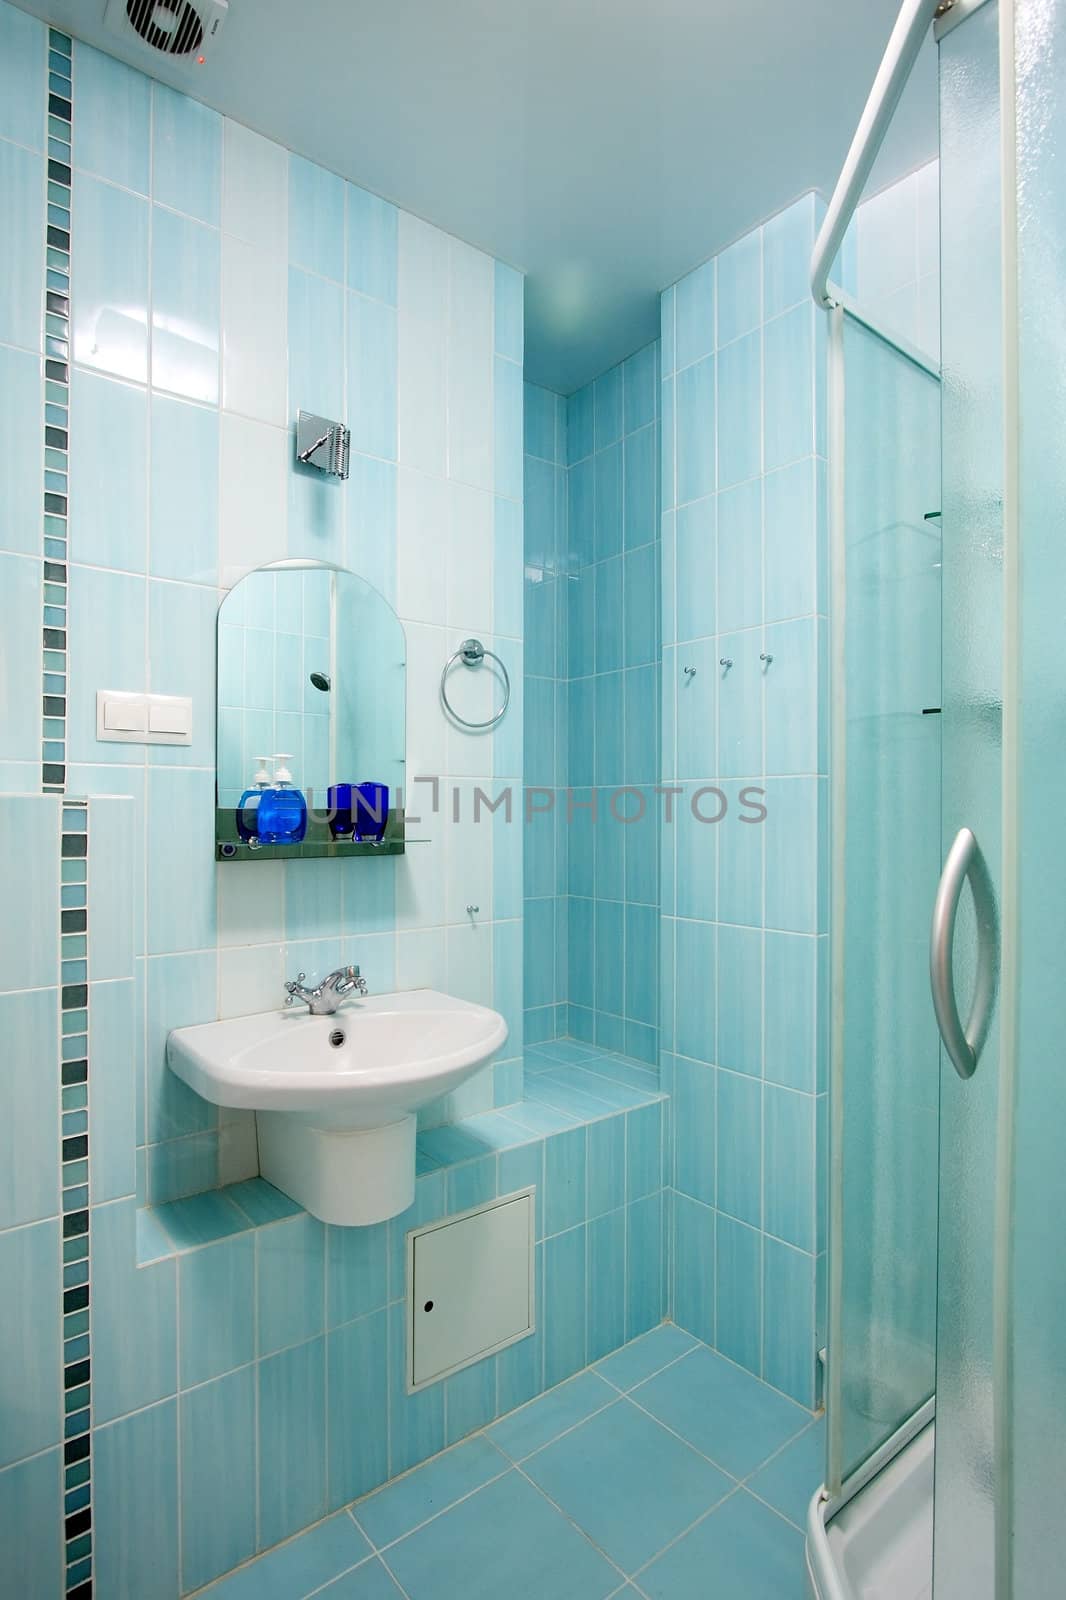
440, 638, 511, 730
296, 409, 351, 479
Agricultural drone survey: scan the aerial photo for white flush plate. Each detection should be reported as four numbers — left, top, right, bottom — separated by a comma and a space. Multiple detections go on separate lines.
96, 690, 192, 745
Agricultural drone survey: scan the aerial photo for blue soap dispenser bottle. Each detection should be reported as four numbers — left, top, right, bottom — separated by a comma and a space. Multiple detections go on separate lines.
236, 756, 272, 842
257, 754, 308, 844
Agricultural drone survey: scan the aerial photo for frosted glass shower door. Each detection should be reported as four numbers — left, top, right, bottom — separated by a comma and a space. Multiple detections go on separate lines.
829, 313, 942, 1493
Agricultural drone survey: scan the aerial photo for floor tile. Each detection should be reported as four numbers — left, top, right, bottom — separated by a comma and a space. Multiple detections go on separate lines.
594, 1325, 697, 1392
632, 1348, 810, 1478
638, 1489, 807, 1600
385, 1470, 619, 1600
353, 1435, 508, 1549
318, 1557, 407, 1598
200, 1511, 371, 1598
747, 1418, 826, 1528
488, 1370, 617, 1462
522, 1399, 732, 1574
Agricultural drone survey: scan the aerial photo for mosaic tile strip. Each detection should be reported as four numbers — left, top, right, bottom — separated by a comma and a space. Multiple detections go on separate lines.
42, 28, 72, 797
60, 796, 92, 1600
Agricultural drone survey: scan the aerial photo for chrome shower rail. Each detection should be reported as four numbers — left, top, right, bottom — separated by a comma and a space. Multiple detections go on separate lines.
810, 0, 943, 309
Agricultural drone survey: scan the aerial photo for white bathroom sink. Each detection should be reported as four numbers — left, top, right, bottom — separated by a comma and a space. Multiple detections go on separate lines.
167, 989, 507, 1226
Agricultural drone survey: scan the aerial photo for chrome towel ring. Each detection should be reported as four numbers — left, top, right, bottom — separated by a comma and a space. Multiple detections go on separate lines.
440, 638, 510, 730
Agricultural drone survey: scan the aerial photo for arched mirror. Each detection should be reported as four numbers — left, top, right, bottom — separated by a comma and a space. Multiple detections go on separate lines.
215, 559, 406, 860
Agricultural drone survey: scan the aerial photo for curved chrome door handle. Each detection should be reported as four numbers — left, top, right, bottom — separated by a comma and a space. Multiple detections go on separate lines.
930, 827, 998, 1080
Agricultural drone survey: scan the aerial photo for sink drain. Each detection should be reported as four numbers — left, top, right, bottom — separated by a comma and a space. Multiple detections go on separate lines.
329, 1028, 345, 1048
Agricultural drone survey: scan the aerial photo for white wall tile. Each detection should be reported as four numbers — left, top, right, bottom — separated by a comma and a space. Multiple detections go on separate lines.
446, 480, 493, 634
221, 120, 287, 254
396, 468, 447, 624
218, 942, 285, 1019
397, 212, 448, 476
221, 233, 287, 425
218, 413, 289, 586
447, 237, 495, 491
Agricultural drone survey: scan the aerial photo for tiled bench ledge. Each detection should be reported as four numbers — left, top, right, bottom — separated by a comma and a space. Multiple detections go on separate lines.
137, 1044, 665, 1266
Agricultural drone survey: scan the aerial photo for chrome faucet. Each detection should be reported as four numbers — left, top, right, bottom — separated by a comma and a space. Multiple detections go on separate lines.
284, 965, 368, 1016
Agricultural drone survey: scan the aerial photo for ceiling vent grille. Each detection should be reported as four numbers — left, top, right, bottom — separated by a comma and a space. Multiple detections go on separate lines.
104, 0, 229, 62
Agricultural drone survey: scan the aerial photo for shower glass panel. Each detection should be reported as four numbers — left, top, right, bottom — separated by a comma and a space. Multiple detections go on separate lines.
933, 5, 1003, 1594
1008, 0, 1066, 1587
829, 315, 941, 1492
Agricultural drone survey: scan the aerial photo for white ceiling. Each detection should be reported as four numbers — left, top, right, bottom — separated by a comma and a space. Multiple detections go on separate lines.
15, 0, 938, 393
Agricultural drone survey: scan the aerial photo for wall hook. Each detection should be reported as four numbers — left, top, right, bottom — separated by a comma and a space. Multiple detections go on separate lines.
719, 658, 733, 671
760, 653, 774, 667
466, 904, 480, 918
683, 665, 697, 678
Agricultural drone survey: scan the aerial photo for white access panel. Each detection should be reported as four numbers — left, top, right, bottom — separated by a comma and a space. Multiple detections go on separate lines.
407, 1189, 535, 1391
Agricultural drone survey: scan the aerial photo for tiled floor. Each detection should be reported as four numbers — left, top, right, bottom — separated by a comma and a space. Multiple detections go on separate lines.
199, 1324, 823, 1600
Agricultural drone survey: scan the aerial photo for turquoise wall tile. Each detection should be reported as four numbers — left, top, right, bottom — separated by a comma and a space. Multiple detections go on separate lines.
716, 1069, 761, 1227
495, 355, 523, 501
150, 394, 219, 584
151, 205, 220, 402
494, 261, 524, 363
0, 141, 43, 351
675, 258, 715, 369
444, 1354, 497, 1444
289, 154, 345, 280
764, 457, 818, 622
675, 637, 718, 780
660, 284, 676, 377
94, 1400, 179, 1600
497, 1246, 545, 1415
258, 1337, 327, 1548
764, 1085, 814, 1251
327, 1311, 389, 1507
0, 796, 58, 991
716, 228, 761, 346
543, 1224, 586, 1385
348, 184, 398, 303
0, 988, 58, 1229
626, 1190, 663, 1337
715, 1214, 762, 1374
0, 1219, 61, 1466
179, 1235, 255, 1388
673, 1193, 714, 1343
764, 776, 819, 932
675, 918, 715, 1064
447, 1155, 496, 1214
0, 557, 41, 764
594, 363, 623, 448
69, 370, 147, 571
623, 342, 658, 433
0, 5, 44, 147
586, 1114, 625, 1218
152, 83, 221, 223
72, 174, 149, 382
180, 1367, 256, 1591
349, 291, 397, 459
674, 493, 714, 645
675, 355, 715, 506
673, 1057, 714, 1205
762, 933, 816, 1091
593, 555, 622, 670
525, 384, 557, 463
0, 1449, 62, 1597
258, 1214, 326, 1356
623, 548, 659, 672
716, 785, 763, 928
145, 950, 217, 1143
92, 1200, 176, 1424
764, 617, 819, 775
763, 1237, 815, 1406
716, 329, 762, 489
327, 1220, 388, 1327
716, 924, 762, 1076
717, 634, 762, 778
90, 977, 137, 1204
626, 1101, 662, 1200
289, 265, 344, 419
568, 382, 594, 462
764, 304, 814, 471
763, 194, 816, 320
544, 1127, 586, 1236
0, 345, 42, 556
148, 579, 216, 768
593, 898, 624, 1016
624, 901, 658, 1025
587, 1209, 625, 1361
593, 443, 622, 562
145, 770, 217, 953
495, 493, 523, 638
75, 42, 150, 192
623, 421, 657, 549
388, 1300, 444, 1475
716, 476, 762, 634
